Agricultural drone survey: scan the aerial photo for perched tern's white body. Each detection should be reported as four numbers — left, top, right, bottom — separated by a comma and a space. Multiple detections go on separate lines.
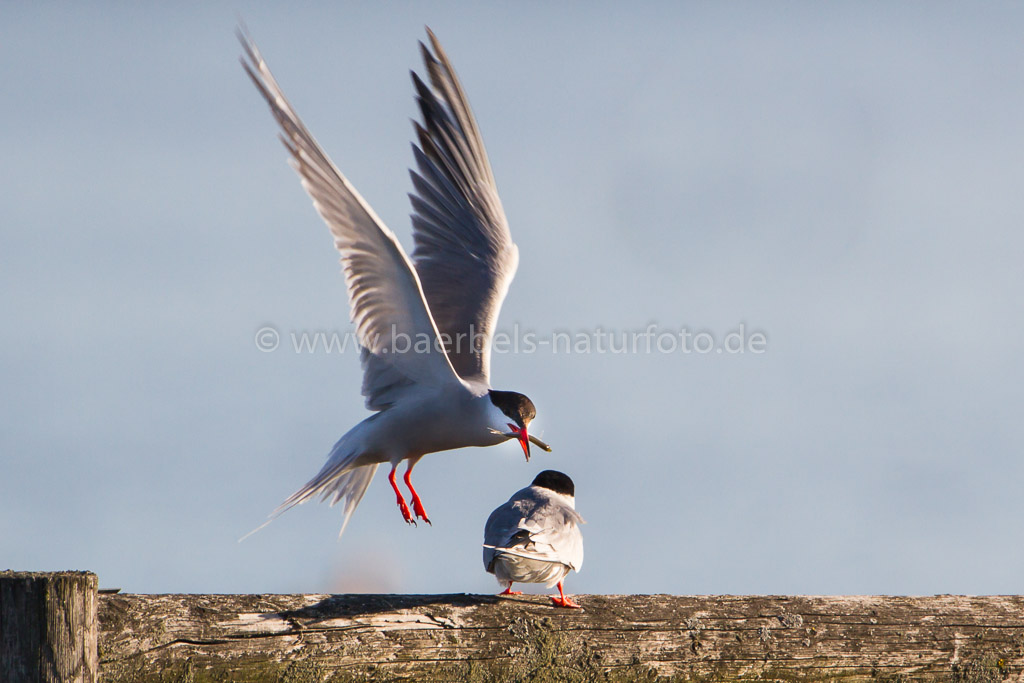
483, 470, 584, 608
240, 29, 549, 534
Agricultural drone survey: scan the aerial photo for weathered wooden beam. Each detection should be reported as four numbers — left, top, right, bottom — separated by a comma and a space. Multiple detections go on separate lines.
0, 571, 98, 683
97, 593, 1024, 682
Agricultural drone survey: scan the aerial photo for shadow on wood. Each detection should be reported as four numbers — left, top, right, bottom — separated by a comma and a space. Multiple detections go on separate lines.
4, 573, 1023, 682
96, 592, 1024, 682
275, 593, 503, 621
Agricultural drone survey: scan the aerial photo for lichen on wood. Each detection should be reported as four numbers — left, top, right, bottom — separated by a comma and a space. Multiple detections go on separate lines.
96, 593, 1024, 682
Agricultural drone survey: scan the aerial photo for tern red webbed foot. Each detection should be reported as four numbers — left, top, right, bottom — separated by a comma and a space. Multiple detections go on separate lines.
499, 583, 523, 596
397, 500, 414, 525
410, 495, 430, 524
550, 595, 580, 608
404, 466, 431, 525
550, 581, 580, 609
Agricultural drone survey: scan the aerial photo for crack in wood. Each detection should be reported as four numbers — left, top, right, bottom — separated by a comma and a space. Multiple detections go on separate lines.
96, 594, 1024, 682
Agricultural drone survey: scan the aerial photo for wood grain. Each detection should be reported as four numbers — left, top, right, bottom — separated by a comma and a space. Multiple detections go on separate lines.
97, 593, 1024, 681
1, 571, 98, 683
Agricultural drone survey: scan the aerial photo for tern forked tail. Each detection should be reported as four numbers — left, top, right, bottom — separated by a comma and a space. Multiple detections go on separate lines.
241, 430, 379, 541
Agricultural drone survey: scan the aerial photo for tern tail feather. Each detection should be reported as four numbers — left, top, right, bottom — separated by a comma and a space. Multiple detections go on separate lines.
241, 430, 380, 541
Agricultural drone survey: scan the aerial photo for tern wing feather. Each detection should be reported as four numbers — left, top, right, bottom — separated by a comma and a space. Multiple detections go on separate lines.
240, 32, 460, 407
517, 505, 584, 571
408, 29, 519, 388
483, 487, 584, 572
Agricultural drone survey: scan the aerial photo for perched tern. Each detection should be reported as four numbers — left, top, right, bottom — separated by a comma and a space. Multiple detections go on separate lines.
483, 470, 584, 608
240, 29, 550, 534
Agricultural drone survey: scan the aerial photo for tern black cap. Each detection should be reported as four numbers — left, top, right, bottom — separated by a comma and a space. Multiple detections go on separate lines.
531, 470, 574, 497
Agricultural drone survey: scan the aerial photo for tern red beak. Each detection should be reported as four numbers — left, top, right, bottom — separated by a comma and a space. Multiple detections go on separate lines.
508, 423, 531, 461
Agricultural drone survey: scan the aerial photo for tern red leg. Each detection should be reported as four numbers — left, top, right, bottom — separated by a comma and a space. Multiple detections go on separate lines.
499, 582, 523, 596
403, 460, 431, 525
388, 464, 414, 525
549, 581, 580, 608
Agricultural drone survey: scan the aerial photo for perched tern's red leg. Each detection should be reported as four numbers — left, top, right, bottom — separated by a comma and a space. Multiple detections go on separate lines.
499, 582, 522, 596
403, 460, 431, 525
388, 464, 414, 525
549, 581, 580, 608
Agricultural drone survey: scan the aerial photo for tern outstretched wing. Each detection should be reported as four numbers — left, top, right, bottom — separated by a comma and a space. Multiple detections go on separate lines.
408, 29, 519, 389
240, 32, 461, 407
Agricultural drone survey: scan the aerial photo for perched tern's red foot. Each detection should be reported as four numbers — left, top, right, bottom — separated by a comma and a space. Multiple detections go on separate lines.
499, 583, 523, 596
388, 465, 414, 525
403, 464, 431, 525
550, 581, 580, 609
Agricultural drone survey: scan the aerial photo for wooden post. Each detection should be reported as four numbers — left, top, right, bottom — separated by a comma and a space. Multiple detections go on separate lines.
0, 571, 98, 683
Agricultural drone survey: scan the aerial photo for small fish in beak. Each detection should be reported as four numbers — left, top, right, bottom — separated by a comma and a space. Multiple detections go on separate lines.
489, 427, 552, 458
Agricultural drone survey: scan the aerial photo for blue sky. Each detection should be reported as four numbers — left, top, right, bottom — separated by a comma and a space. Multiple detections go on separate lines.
3, 2, 1023, 595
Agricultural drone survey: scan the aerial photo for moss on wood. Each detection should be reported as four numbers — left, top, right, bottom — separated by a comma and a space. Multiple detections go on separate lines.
97, 594, 1024, 683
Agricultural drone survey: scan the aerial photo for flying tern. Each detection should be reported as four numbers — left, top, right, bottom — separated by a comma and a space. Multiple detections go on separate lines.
240, 28, 551, 534
483, 470, 583, 608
